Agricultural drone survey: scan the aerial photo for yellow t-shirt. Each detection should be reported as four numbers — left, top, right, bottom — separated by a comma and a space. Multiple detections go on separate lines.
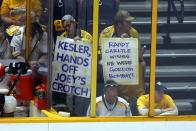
60, 30, 92, 44
99, 25, 142, 61
1, 0, 42, 21
99, 25, 139, 40
137, 94, 176, 110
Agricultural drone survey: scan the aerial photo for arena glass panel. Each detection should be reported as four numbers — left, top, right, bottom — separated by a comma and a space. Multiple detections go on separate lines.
51, 0, 94, 117
94, 0, 152, 117
0, 0, 162, 120
155, 0, 196, 116
3, 2, 196, 120
0, 0, 48, 118
0, 0, 28, 117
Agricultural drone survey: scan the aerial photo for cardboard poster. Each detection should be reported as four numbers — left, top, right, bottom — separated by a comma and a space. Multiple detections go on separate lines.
52, 37, 92, 98
102, 38, 139, 85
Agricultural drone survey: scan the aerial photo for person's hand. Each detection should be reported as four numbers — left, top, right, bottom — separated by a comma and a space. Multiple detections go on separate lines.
29, 61, 40, 71
10, 90, 17, 98
154, 108, 163, 115
73, 36, 81, 41
162, 108, 174, 112
121, 33, 129, 38
124, 95, 130, 101
16, 56, 25, 61
29, 61, 39, 69
29, 61, 40, 77
12, 20, 22, 26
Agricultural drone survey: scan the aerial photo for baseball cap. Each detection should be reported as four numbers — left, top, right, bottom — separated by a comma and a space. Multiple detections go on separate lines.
104, 80, 119, 89
62, 14, 77, 23
114, 10, 135, 24
3, 96, 17, 113
155, 81, 167, 92
144, 81, 167, 93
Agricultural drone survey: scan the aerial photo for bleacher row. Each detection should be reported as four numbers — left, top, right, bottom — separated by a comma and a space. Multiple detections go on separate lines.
119, 0, 196, 115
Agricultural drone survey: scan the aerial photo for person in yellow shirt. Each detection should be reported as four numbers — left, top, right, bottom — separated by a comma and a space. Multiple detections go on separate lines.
99, 10, 146, 100
54, 14, 92, 43
1, 0, 42, 26
137, 82, 178, 116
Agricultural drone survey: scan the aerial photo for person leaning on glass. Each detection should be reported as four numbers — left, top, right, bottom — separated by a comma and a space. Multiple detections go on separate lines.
137, 82, 178, 116
87, 80, 132, 116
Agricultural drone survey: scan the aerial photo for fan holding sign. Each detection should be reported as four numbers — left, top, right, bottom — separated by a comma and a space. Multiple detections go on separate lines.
100, 10, 146, 101
53, 14, 92, 116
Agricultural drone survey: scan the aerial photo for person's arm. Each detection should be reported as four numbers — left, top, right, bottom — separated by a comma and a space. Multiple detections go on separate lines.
159, 106, 178, 116
1, 0, 22, 25
138, 108, 169, 116
86, 105, 90, 116
137, 95, 149, 116
159, 95, 178, 116
10, 33, 25, 60
125, 103, 132, 116
1, 14, 22, 25
137, 95, 165, 116
138, 107, 148, 116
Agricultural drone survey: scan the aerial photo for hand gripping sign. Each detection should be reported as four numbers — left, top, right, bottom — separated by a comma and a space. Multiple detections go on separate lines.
52, 37, 92, 98
102, 38, 139, 85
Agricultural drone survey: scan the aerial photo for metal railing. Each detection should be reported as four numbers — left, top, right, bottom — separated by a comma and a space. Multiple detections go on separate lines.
164, 0, 184, 45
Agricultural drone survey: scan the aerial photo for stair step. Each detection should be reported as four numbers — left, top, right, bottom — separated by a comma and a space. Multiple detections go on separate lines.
144, 49, 196, 58
140, 33, 196, 45
132, 16, 196, 25
146, 66, 196, 77
120, 1, 196, 13
175, 99, 194, 112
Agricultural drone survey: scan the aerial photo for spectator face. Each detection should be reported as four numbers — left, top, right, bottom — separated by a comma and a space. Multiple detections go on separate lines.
63, 21, 71, 32
121, 20, 132, 34
69, 22, 77, 38
105, 87, 118, 104
155, 91, 164, 103
62, 21, 76, 38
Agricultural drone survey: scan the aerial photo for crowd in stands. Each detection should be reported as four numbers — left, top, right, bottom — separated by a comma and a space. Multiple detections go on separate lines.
0, 0, 178, 117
